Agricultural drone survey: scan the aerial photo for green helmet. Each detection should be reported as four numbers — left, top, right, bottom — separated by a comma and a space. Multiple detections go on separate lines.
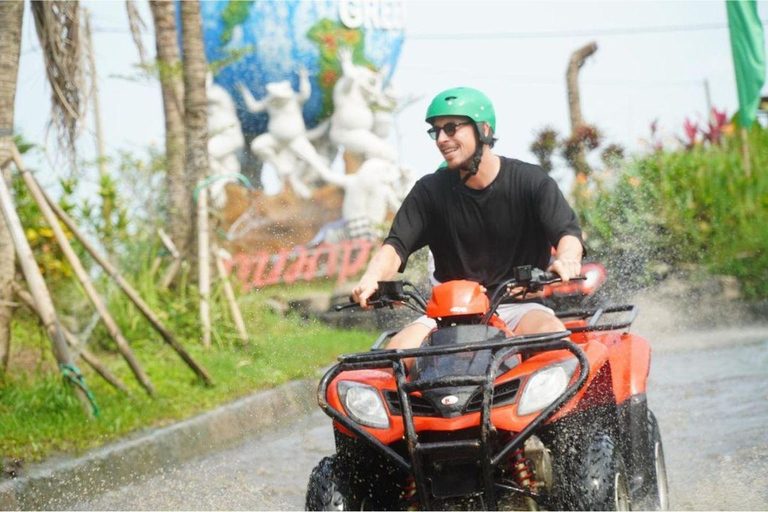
425, 87, 496, 133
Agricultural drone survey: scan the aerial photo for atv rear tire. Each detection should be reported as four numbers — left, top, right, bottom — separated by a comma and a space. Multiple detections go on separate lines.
635, 411, 670, 511
305, 456, 358, 511
560, 432, 631, 511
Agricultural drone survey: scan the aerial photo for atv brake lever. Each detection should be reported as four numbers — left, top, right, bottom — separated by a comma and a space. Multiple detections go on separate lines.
535, 269, 588, 285
333, 301, 360, 312
333, 294, 387, 312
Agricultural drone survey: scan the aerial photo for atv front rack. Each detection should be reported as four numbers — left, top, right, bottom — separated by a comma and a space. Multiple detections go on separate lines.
317, 330, 590, 510
556, 304, 638, 332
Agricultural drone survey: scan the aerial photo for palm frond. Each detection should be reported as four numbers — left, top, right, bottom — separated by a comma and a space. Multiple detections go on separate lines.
126, 0, 149, 67
31, 0, 86, 168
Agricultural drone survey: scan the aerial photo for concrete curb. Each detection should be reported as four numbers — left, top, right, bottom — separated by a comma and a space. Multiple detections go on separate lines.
0, 379, 317, 511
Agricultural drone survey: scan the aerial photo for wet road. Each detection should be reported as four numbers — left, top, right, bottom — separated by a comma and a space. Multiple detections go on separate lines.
75, 327, 768, 511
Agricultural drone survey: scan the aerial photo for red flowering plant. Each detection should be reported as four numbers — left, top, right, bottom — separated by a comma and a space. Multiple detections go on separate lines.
701, 108, 731, 146
678, 108, 733, 150
681, 118, 699, 149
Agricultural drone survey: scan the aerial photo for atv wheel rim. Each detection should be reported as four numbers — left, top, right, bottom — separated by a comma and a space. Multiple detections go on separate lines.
655, 441, 670, 510
615, 472, 631, 511
329, 490, 344, 511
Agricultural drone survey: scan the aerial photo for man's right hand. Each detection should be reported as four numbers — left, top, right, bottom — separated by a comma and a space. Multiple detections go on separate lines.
350, 244, 403, 308
351, 275, 379, 309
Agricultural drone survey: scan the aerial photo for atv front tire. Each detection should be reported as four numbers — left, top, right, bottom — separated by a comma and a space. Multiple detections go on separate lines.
306, 456, 357, 511
559, 432, 631, 511
635, 411, 670, 511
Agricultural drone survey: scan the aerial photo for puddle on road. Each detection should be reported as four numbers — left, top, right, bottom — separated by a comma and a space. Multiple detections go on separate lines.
648, 332, 768, 510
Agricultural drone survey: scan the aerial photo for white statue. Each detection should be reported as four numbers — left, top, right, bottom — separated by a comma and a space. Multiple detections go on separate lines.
313, 157, 405, 239
329, 48, 397, 163
207, 73, 245, 208
372, 82, 399, 140
237, 69, 332, 198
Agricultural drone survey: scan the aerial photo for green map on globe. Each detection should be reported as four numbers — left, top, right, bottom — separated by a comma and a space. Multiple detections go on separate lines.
196, 0, 405, 136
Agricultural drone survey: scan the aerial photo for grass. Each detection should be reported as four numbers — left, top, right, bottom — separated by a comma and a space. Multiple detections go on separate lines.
0, 279, 373, 463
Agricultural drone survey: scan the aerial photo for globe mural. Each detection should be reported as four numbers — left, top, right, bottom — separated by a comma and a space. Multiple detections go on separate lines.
194, 0, 406, 136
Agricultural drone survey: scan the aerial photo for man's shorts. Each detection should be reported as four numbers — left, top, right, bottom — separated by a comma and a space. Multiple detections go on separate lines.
411, 302, 555, 332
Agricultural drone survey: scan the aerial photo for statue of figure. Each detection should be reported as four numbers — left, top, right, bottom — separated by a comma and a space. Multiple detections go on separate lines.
237, 69, 333, 198
313, 157, 406, 240
372, 81, 399, 140
329, 48, 397, 163
207, 72, 245, 208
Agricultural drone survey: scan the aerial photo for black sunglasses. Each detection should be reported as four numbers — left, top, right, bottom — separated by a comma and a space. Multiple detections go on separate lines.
427, 121, 473, 140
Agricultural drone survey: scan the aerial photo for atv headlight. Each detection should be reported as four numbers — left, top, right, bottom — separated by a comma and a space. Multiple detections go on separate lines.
517, 359, 578, 416
337, 381, 389, 429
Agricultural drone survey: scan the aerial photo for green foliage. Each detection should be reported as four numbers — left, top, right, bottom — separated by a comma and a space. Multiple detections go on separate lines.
220, 0, 255, 46
1, 249, 373, 461
209, 45, 257, 76
582, 128, 768, 300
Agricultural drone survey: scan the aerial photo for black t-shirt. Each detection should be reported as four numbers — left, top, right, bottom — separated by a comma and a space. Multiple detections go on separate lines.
384, 156, 584, 290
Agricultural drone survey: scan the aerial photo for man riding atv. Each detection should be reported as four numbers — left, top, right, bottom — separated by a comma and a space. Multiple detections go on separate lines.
352, 86, 585, 342
309, 88, 668, 511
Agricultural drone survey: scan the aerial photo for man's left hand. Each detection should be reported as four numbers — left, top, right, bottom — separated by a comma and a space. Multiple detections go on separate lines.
548, 257, 582, 283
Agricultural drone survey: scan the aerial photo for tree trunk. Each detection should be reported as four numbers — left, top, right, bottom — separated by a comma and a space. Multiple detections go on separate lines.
565, 41, 598, 179
566, 41, 598, 133
149, 0, 188, 256
179, 0, 209, 266
0, 0, 24, 371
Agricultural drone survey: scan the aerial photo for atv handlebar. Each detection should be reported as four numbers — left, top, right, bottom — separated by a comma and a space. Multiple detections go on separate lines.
334, 280, 427, 313
482, 266, 586, 324
334, 266, 585, 320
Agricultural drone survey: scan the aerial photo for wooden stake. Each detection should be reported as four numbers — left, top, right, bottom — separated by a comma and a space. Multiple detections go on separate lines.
12, 150, 213, 385
158, 228, 180, 259
17, 158, 156, 396
13, 283, 129, 394
150, 256, 163, 276
84, 8, 115, 252
160, 257, 182, 290
197, 184, 211, 347
213, 243, 248, 345
0, 161, 93, 416
740, 127, 752, 179
84, 9, 108, 182
158, 228, 183, 290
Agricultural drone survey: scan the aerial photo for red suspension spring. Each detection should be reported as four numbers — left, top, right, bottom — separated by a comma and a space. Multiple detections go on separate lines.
509, 448, 538, 490
402, 476, 419, 511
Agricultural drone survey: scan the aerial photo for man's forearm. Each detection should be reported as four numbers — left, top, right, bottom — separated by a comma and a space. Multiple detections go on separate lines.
555, 234, 583, 262
362, 244, 402, 283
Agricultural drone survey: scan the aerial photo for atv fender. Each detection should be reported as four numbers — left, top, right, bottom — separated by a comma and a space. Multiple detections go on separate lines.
608, 333, 651, 404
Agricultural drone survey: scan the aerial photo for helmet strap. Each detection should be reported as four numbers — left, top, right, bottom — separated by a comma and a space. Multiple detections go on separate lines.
460, 125, 487, 183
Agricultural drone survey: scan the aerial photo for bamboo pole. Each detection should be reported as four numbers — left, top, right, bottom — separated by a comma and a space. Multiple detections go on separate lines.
13, 283, 129, 394
158, 228, 180, 259
16, 156, 156, 396
740, 127, 752, 179
150, 256, 163, 276
84, 8, 116, 253
12, 150, 213, 385
197, 185, 211, 348
160, 258, 182, 290
0, 162, 93, 415
84, 9, 108, 182
158, 227, 182, 289
213, 243, 248, 345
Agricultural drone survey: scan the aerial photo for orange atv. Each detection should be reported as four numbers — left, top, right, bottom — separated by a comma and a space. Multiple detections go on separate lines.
306, 266, 668, 511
